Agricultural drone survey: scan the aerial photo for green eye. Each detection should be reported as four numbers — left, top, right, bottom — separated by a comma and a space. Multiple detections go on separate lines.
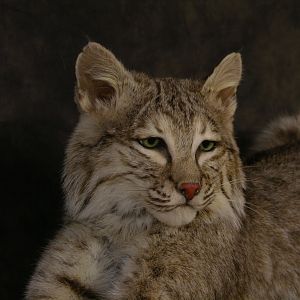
139, 137, 161, 149
200, 140, 216, 152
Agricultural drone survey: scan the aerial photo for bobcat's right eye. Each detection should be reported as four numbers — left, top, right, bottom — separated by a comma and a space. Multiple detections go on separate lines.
139, 137, 162, 149
199, 140, 217, 152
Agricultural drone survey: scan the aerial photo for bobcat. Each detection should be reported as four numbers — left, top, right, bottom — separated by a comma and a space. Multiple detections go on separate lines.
26, 42, 300, 299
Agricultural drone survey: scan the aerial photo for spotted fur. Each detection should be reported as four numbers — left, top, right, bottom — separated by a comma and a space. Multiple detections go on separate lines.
26, 43, 300, 299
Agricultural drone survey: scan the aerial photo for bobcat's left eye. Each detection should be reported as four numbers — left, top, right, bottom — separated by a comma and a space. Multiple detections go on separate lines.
200, 140, 217, 152
139, 137, 162, 149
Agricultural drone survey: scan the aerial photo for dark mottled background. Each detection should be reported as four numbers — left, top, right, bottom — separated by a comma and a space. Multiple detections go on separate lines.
1, 0, 300, 298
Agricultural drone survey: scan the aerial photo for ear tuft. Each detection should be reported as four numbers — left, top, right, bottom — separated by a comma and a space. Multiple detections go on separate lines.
201, 53, 242, 116
75, 42, 129, 113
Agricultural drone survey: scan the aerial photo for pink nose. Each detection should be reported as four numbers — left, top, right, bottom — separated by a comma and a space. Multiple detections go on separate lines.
179, 182, 201, 201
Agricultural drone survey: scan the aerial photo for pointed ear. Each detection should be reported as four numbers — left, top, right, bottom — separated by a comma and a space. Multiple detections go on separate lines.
75, 42, 133, 113
201, 53, 242, 117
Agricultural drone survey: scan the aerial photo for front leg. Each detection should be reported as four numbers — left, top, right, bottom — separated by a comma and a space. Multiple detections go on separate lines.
26, 221, 114, 300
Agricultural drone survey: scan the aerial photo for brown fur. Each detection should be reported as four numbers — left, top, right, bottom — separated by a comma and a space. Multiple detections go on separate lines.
114, 142, 300, 299
26, 42, 300, 299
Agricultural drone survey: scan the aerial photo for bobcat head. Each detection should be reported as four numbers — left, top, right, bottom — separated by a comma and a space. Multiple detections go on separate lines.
63, 42, 245, 228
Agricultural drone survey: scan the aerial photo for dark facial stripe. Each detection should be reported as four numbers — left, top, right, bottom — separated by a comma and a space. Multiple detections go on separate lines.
201, 122, 207, 135
127, 143, 152, 160
205, 148, 227, 164
153, 204, 180, 212
119, 154, 142, 170
146, 200, 179, 212
56, 276, 99, 299
135, 172, 158, 180
201, 195, 215, 209
208, 165, 218, 172
79, 172, 134, 214
154, 80, 162, 102
148, 195, 170, 203
154, 189, 169, 198
146, 200, 173, 208
221, 185, 230, 200
219, 170, 230, 200
204, 190, 214, 201
119, 151, 158, 178
203, 182, 213, 194
205, 114, 219, 133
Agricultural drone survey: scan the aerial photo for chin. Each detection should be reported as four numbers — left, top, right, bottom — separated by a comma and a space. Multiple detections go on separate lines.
150, 206, 197, 227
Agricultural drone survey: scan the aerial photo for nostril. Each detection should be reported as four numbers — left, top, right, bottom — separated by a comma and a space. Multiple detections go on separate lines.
179, 182, 201, 201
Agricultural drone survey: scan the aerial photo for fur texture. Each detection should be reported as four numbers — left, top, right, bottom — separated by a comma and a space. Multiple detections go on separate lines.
26, 42, 300, 299
254, 113, 300, 151
113, 141, 300, 299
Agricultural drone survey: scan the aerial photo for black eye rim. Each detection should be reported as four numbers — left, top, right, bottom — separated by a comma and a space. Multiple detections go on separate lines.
137, 137, 217, 152
200, 140, 217, 152
138, 137, 164, 149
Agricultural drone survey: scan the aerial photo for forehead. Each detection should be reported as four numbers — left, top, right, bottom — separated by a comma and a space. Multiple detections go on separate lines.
133, 78, 219, 134
134, 79, 218, 146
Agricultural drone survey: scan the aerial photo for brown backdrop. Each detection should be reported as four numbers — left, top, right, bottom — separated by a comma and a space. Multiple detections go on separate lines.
1, 0, 300, 298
